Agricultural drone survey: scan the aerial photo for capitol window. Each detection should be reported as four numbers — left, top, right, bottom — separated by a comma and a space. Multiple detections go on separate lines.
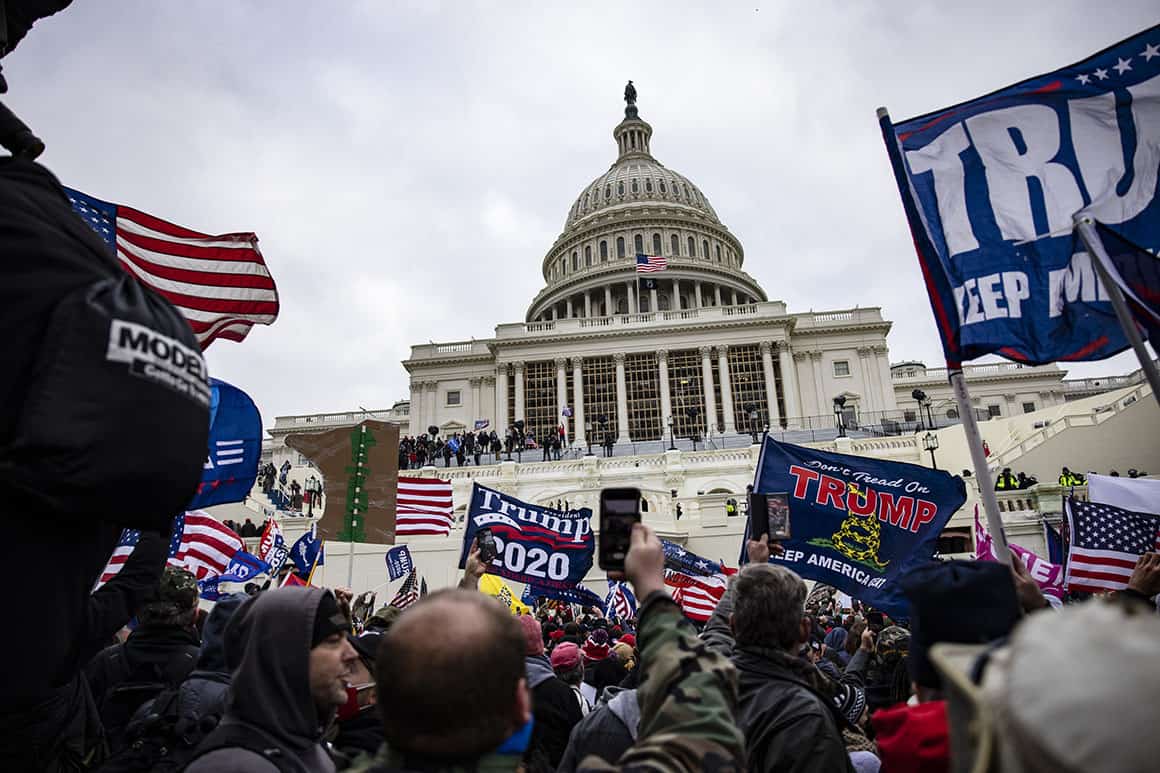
585, 245, 592, 266
716, 244, 722, 262
988, 405, 1002, 418
833, 360, 850, 377
605, 185, 611, 199
652, 233, 662, 255
702, 239, 710, 259
671, 234, 679, 255
659, 179, 667, 194
631, 179, 639, 194
446, 390, 462, 407
645, 179, 653, 193
600, 240, 608, 260
688, 236, 695, 257
617, 237, 626, 258
618, 181, 625, 196
1022, 402, 1036, 414
572, 251, 578, 271
634, 234, 644, 254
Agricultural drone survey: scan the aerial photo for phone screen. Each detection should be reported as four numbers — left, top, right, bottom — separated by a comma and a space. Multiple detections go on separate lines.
599, 488, 641, 571
765, 492, 791, 540
477, 527, 498, 563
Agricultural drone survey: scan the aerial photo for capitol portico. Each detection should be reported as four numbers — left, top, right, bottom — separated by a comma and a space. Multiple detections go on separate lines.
404, 90, 899, 445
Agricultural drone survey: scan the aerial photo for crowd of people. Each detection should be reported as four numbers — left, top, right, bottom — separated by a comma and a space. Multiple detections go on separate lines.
14, 515, 1157, 772
992, 464, 1151, 490
398, 425, 618, 470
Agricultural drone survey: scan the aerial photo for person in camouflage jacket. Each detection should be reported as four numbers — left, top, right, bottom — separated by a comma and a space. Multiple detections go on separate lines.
345, 523, 744, 773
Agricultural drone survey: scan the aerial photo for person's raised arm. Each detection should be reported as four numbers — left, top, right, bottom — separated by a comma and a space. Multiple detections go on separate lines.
457, 537, 486, 590
82, 527, 168, 664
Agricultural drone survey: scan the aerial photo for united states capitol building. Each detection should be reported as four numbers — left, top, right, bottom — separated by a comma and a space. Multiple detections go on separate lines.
247, 89, 1158, 593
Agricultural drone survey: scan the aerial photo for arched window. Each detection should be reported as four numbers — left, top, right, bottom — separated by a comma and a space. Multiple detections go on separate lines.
631, 179, 639, 194
600, 240, 608, 261
560, 258, 566, 275
645, 179, 653, 193
658, 293, 670, 311
617, 181, 625, 196
640, 295, 651, 313
616, 297, 628, 314
703, 239, 710, 259
716, 244, 722, 262
585, 245, 592, 266
634, 234, 644, 254
571, 251, 578, 271
688, 236, 695, 257
670, 234, 679, 255
605, 185, 611, 199
617, 237, 626, 258
652, 233, 662, 255
659, 179, 667, 194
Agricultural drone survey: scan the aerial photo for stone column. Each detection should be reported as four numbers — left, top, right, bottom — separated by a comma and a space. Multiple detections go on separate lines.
426, 381, 438, 433
408, 381, 422, 435
495, 365, 509, 430
649, 286, 659, 313
604, 285, 613, 317
694, 281, 703, 308
700, 346, 717, 434
717, 345, 736, 433
584, 291, 592, 318
625, 281, 637, 314
714, 285, 722, 306
658, 349, 673, 432
555, 357, 568, 436
731, 289, 739, 305
780, 346, 801, 424
760, 341, 781, 427
672, 278, 681, 310
469, 377, 482, 426
873, 345, 895, 411
513, 361, 525, 423
614, 353, 630, 442
565, 298, 573, 318
483, 376, 495, 428
810, 351, 825, 416
572, 356, 586, 446
856, 347, 878, 412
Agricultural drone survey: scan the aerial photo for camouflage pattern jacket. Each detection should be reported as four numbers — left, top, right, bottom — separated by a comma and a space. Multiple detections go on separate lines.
344, 593, 744, 773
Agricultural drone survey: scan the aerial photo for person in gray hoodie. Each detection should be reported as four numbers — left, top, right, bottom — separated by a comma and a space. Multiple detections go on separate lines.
184, 587, 358, 772
555, 684, 641, 773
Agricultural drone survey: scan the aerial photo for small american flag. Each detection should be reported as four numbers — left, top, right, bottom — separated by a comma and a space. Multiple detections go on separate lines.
666, 571, 727, 622
1065, 497, 1160, 594
65, 187, 279, 348
635, 253, 667, 273
604, 581, 637, 621
94, 529, 141, 590
397, 477, 454, 536
168, 511, 245, 580
390, 569, 421, 609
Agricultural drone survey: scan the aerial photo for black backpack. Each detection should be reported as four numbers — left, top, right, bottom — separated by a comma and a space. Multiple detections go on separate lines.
182, 721, 306, 773
95, 643, 199, 754
96, 673, 227, 773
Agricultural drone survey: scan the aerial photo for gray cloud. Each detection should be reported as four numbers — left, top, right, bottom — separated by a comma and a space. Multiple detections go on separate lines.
6, 0, 1155, 427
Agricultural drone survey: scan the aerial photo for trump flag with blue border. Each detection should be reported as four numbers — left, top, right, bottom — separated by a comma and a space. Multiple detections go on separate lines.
747, 438, 966, 617
187, 378, 262, 510
880, 25, 1160, 367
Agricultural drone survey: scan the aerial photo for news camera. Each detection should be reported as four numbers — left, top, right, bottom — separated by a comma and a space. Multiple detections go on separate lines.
0, 1, 73, 158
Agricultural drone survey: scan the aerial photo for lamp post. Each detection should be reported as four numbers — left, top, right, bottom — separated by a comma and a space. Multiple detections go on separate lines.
922, 431, 940, 469
911, 389, 927, 430
667, 415, 676, 451
833, 395, 847, 438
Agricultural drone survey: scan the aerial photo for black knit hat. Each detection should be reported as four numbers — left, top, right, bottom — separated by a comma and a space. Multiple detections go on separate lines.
312, 591, 349, 647
900, 560, 1020, 688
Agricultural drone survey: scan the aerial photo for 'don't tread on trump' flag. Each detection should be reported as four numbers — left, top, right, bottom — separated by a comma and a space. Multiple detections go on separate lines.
65, 188, 279, 348
747, 437, 966, 618
879, 25, 1160, 367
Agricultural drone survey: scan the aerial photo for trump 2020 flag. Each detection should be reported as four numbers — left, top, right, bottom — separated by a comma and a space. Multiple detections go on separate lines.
385, 545, 414, 581
187, 379, 262, 510
880, 25, 1160, 366
748, 437, 966, 617
458, 483, 594, 590
291, 525, 324, 576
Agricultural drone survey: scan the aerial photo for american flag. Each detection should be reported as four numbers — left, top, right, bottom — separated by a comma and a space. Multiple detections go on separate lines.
94, 529, 141, 590
666, 571, 727, 622
390, 569, 421, 609
604, 581, 637, 621
397, 477, 454, 536
635, 253, 667, 273
65, 187, 279, 348
168, 511, 245, 580
1064, 497, 1160, 594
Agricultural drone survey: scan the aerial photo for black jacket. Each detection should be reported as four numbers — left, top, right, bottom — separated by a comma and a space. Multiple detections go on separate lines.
557, 687, 638, 773
525, 655, 582, 770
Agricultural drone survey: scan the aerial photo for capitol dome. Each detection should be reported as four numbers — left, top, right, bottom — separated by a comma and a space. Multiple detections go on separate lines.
526, 87, 767, 322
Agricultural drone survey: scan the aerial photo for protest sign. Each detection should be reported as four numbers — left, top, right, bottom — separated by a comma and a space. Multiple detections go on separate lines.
748, 437, 966, 617
459, 483, 594, 590
974, 506, 1064, 607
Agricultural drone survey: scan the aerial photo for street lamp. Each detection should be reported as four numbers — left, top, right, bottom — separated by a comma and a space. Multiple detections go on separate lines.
911, 389, 927, 430
667, 415, 676, 451
922, 431, 939, 469
833, 395, 847, 438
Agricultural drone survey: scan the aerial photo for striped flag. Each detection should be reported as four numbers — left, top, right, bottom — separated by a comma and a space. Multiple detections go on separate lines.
666, 571, 727, 622
65, 187, 279, 348
94, 529, 141, 590
397, 477, 454, 536
604, 581, 637, 621
1064, 497, 1160, 594
390, 569, 421, 609
635, 253, 667, 273
168, 511, 245, 580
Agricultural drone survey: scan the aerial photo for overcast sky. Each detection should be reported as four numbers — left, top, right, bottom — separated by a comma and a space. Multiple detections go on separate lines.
7, 1, 1157, 428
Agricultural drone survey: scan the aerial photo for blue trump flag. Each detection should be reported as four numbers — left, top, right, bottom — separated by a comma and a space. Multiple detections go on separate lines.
522, 582, 604, 610
385, 545, 414, 581
187, 379, 263, 510
880, 25, 1160, 367
459, 483, 594, 590
747, 437, 966, 617
290, 525, 324, 577
223, 551, 271, 583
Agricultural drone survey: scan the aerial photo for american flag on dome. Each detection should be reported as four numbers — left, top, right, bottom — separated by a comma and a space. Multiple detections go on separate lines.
168, 511, 245, 580
397, 477, 455, 536
635, 253, 667, 273
65, 187, 279, 348
93, 529, 141, 590
1064, 497, 1160, 594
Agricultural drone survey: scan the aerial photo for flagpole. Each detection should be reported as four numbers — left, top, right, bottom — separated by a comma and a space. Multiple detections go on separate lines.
949, 371, 1011, 564
1074, 216, 1160, 408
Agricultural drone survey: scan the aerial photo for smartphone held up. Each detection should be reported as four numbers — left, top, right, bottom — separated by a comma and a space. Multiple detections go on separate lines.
748, 491, 792, 541
598, 487, 642, 571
